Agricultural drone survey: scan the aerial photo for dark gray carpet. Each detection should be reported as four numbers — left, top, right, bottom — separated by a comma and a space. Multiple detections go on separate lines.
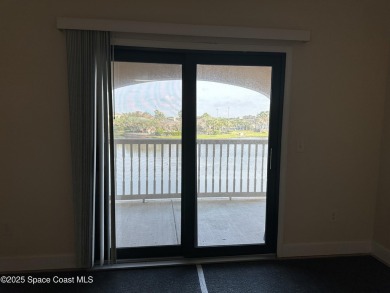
202, 256, 390, 293
0, 265, 201, 293
1, 256, 389, 292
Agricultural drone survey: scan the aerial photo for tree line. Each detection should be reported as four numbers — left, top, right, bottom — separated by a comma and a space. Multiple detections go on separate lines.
113, 110, 269, 138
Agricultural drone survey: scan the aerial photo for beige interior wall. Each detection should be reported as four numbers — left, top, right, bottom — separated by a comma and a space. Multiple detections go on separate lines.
374, 50, 390, 251
1, 0, 390, 262
0, 1, 75, 257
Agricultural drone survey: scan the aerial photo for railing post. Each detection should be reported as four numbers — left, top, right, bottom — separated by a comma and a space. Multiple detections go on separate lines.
212, 143, 215, 193
261, 144, 265, 192
153, 144, 156, 195
219, 144, 222, 193
232, 143, 237, 200
138, 144, 141, 200
168, 144, 172, 195
226, 144, 229, 194
176, 143, 179, 194
161, 143, 164, 195
146, 144, 149, 196
122, 143, 125, 196
254, 143, 258, 193
247, 144, 251, 192
205, 143, 208, 193
198, 143, 201, 192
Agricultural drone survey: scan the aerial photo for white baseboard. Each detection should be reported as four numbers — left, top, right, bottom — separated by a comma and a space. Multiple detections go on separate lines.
0, 254, 77, 273
278, 241, 372, 258
372, 242, 390, 267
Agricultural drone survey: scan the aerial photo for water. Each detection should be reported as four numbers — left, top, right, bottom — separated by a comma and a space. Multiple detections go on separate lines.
115, 142, 268, 197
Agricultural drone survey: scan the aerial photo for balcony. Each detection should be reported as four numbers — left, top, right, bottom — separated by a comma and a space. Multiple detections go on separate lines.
114, 138, 268, 248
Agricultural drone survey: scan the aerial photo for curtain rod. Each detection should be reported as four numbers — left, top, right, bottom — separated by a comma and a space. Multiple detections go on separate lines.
57, 17, 310, 42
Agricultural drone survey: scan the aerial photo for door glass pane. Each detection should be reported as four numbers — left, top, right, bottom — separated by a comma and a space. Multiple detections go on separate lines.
113, 62, 182, 247
196, 65, 271, 246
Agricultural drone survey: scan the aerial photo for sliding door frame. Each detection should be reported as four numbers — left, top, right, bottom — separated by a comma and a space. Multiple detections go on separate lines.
112, 46, 285, 260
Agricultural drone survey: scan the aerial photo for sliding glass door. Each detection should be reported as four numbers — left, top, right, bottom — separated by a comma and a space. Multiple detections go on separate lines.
111, 47, 285, 259
113, 61, 182, 249
196, 64, 270, 247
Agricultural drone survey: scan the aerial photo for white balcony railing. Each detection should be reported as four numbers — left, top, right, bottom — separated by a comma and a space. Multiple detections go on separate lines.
114, 138, 268, 200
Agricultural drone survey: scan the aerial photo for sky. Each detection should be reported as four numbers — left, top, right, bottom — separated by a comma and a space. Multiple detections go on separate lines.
114, 80, 270, 118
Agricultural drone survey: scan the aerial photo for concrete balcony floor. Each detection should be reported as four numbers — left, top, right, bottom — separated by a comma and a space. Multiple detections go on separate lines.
115, 197, 266, 248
